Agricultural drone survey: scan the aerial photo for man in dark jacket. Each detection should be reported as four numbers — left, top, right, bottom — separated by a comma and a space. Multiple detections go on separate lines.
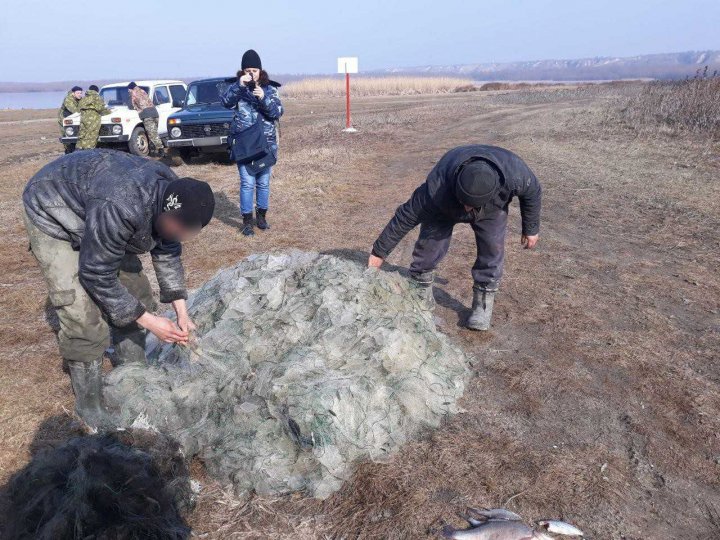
368, 145, 542, 331
23, 149, 215, 429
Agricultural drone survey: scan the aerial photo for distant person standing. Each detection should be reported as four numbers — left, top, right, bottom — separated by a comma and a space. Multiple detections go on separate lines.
57, 86, 83, 154
128, 82, 165, 157
221, 49, 283, 236
76, 85, 111, 150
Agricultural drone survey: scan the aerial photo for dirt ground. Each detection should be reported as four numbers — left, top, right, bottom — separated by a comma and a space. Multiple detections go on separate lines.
0, 87, 719, 539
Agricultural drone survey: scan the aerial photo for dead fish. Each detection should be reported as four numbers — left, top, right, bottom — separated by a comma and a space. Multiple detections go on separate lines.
442, 520, 553, 540
536, 520, 584, 537
468, 507, 523, 522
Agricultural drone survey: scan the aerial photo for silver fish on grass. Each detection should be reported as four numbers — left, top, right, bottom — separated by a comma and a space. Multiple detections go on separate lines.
468, 508, 524, 522
442, 520, 554, 540
536, 520, 585, 537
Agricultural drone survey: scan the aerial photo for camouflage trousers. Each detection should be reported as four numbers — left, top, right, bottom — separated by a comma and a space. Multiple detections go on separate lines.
142, 117, 164, 152
24, 211, 156, 365
76, 111, 102, 150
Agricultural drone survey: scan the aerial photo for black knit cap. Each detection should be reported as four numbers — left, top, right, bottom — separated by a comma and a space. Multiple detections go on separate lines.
71, 86, 82, 92
241, 49, 262, 70
127, 81, 137, 89
88, 85, 99, 92
162, 178, 215, 228
455, 160, 500, 209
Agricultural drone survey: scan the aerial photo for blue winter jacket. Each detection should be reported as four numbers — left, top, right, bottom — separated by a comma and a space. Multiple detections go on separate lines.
221, 82, 283, 145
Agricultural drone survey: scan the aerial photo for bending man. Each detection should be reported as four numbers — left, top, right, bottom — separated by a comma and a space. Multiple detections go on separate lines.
368, 145, 542, 331
23, 149, 215, 428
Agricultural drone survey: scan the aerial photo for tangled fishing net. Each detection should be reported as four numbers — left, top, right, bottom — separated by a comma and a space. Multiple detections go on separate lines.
104, 251, 470, 498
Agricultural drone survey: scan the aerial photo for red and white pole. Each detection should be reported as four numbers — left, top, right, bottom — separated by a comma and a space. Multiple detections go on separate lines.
345, 72, 351, 129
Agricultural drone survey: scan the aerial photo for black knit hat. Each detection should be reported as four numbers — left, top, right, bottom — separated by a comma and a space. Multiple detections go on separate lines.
455, 160, 500, 209
162, 178, 215, 228
241, 49, 262, 70
71, 86, 82, 92
127, 81, 137, 89
88, 85, 99, 92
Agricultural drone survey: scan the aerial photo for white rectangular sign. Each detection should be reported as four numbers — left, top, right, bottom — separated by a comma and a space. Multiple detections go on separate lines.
337, 57, 359, 74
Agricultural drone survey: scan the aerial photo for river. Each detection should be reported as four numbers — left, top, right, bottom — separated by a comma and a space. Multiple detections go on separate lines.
0, 91, 68, 110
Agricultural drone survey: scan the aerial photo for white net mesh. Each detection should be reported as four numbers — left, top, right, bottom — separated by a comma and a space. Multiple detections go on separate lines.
104, 251, 471, 498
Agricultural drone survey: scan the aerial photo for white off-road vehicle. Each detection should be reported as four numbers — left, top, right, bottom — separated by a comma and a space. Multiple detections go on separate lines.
60, 80, 187, 156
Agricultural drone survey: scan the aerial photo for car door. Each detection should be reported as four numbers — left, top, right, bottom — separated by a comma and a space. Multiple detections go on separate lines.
153, 85, 173, 135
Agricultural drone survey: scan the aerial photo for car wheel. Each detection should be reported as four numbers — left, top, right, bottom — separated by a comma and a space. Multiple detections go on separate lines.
128, 126, 150, 157
178, 148, 194, 164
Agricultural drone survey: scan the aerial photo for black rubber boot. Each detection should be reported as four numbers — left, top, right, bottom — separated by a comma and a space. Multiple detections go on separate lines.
256, 207, 269, 230
241, 213, 255, 236
111, 326, 147, 367
466, 285, 497, 331
409, 271, 435, 310
67, 358, 108, 431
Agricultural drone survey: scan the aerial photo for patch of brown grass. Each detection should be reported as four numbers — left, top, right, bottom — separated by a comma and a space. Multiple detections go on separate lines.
282, 76, 475, 98
619, 67, 720, 138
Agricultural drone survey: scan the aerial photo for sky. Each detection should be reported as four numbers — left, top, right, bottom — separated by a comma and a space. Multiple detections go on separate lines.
1, 0, 718, 82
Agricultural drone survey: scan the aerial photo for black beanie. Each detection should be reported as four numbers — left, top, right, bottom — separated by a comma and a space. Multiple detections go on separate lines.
127, 81, 137, 89
162, 178, 215, 228
455, 160, 500, 208
71, 86, 82, 92
241, 49, 262, 70
88, 85, 99, 92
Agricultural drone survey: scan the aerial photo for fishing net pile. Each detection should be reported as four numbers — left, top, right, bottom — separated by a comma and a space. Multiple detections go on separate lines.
104, 251, 470, 498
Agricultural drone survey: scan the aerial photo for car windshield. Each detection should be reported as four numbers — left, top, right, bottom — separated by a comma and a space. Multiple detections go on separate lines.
100, 86, 150, 107
186, 80, 230, 105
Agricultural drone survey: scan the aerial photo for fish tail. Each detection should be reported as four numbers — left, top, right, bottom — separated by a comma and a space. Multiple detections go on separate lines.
441, 525, 456, 538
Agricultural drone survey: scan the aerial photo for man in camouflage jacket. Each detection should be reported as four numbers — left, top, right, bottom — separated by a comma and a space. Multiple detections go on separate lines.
57, 86, 83, 154
128, 82, 165, 156
23, 150, 215, 429
76, 85, 111, 150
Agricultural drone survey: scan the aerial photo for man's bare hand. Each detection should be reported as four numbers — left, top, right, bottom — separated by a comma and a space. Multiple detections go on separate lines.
239, 73, 253, 85
172, 299, 196, 335
368, 254, 384, 268
137, 312, 189, 344
252, 86, 265, 100
521, 234, 539, 249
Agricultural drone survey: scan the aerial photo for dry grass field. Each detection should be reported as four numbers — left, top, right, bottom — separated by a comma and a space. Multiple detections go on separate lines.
0, 84, 719, 539
282, 76, 475, 98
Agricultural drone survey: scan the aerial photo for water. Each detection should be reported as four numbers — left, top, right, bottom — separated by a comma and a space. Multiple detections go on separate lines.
0, 91, 67, 110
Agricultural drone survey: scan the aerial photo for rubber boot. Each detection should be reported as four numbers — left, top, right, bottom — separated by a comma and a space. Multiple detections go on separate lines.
466, 286, 496, 331
67, 358, 108, 431
256, 207, 269, 230
409, 271, 435, 310
111, 326, 147, 367
241, 213, 255, 236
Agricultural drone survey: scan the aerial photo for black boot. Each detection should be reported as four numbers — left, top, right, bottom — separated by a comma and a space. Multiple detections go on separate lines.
111, 326, 147, 367
256, 207, 269, 230
409, 271, 435, 310
241, 213, 255, 236
67, 358, 108, 431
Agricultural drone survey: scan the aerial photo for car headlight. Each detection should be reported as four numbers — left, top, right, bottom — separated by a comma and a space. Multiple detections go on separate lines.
170, 127, 182, 138
65, 127, 74, 136
111, 124, 122, 135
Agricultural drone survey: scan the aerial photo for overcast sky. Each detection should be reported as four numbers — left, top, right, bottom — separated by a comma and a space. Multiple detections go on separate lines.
1, 0, 718, 82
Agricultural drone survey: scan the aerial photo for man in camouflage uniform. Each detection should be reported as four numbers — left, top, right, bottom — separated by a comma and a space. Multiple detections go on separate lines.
128, 82, 165, 156
76, 85, 111, 150
57, 86, 83, 154
23, 150, 215, 429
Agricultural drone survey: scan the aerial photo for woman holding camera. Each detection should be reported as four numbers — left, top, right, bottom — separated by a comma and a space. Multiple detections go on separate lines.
221, 49, 283, 236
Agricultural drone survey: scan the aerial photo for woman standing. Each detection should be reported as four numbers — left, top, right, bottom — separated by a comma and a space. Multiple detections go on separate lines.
222, 49, 283, 236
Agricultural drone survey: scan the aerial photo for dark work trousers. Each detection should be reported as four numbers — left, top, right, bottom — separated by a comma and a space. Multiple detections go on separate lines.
409, 208, 508, 290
